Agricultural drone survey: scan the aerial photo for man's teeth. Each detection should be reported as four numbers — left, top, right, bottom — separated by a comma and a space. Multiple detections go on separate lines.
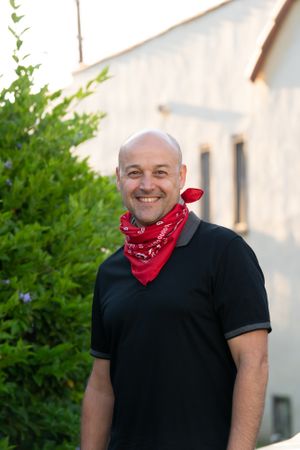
138, 197, 158, 203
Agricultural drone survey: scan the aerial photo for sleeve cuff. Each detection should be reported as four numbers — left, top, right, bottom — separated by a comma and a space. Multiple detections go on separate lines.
225, 322, 272, 340
90, 349, 112, 359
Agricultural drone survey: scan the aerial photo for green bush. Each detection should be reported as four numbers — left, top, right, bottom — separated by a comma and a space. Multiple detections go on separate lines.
0, 3, 123, 449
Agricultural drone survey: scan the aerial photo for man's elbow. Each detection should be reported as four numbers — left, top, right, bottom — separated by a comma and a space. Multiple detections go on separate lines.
260, 353, 269, 383
240, 351, 269, 386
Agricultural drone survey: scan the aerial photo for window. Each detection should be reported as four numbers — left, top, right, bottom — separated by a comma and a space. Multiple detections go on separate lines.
272, 396, 292, 443
200, 147, 210, 221
233, 138, 247, 231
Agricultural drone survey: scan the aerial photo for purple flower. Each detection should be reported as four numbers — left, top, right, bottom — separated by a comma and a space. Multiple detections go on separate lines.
1, 279, 10, 285
6, 179, 12, 186
4, 160, 12, 169
16, 143, 22, 150
19, 292, 32, 303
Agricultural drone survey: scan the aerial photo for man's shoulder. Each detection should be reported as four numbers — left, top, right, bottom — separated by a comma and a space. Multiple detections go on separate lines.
94, 245, 129, 290
101, 245, 125, 267
197, 219, 239, 241
186, 213, 240, 247
95, 246, 126, 280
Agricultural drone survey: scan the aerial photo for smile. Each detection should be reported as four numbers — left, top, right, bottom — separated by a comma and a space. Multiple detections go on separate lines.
137, 197, 159, 203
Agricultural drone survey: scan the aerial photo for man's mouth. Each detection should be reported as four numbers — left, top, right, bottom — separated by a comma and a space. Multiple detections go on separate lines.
137, 197, 160, 203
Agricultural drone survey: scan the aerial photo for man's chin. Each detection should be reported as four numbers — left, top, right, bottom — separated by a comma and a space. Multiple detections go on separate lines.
134, 214, 161, 227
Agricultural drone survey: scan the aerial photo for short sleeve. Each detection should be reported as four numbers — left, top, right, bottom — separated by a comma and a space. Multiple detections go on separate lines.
213, 236, 271, 340
90, 268, 111, 359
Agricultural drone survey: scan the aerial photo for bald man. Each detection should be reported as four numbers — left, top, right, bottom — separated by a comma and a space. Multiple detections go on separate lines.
81, 130, 271, 450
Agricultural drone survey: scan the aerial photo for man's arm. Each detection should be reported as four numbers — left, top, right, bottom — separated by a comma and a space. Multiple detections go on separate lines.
226, 329, 269, 450
81, 358, 114, 450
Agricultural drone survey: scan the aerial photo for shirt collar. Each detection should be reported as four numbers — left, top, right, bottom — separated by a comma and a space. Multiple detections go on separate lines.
176, 211, 201, 247
130, 210, 201, 246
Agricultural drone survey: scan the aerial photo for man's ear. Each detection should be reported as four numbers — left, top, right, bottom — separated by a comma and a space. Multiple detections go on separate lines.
116, 167, 121, 191
179, 164, 187, 189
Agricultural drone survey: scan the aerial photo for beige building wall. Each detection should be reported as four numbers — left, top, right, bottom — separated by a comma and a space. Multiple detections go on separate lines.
248, 1, 300, 442
69, 0, 300, 444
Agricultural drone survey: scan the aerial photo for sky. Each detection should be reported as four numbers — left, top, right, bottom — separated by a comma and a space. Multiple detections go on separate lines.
0, 0, 221, 89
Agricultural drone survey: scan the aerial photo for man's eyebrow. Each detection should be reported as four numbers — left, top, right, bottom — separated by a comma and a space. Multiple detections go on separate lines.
124, 164, 171, 170
124, 164, 141, 170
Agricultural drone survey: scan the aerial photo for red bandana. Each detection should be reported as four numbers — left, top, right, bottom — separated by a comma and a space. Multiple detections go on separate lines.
120, 188, 204, 286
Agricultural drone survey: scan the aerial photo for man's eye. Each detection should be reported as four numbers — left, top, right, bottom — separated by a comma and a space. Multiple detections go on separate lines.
155, 170, 167, 176
128, 171, 140, 177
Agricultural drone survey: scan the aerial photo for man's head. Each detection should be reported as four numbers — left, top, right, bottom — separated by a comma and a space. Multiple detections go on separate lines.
116, 129, 187, 227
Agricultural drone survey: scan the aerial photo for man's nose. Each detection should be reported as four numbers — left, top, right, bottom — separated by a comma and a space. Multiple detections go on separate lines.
139, 174, 155, 191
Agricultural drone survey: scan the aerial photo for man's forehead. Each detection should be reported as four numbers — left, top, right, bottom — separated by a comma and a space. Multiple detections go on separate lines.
119, 130, 182, 166
119, 147, 180, 170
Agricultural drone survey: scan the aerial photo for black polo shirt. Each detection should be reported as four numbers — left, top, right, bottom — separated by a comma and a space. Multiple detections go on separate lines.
91, 213, 271, 450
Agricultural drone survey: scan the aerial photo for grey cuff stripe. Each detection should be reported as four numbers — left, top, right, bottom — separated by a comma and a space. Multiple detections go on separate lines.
90, 349, 111, 359
225, 322, 271, 340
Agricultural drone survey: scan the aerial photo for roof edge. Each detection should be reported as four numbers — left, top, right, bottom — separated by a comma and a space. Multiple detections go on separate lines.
246, 0, 294, 82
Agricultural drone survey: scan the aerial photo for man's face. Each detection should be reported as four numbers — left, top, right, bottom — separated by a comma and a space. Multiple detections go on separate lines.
116, 134, 186, 227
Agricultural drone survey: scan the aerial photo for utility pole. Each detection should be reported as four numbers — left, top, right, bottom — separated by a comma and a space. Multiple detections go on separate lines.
75, 0, 83, 64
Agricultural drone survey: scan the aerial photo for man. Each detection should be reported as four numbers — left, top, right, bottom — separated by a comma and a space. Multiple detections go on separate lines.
81, 129, 271, 450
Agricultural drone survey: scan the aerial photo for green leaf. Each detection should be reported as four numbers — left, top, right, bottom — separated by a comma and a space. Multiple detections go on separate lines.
8, 26, 18, 39
20, 26, 30, 36
0, 436, 15, 449
86, 65, 110, 90
9, 0, 20, 9
16, 38, 23, 50
11, 12, 24, 23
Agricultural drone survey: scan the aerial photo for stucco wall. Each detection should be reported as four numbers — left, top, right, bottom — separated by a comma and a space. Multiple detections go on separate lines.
69, 0, 300, 443
248, 0, 300, 441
